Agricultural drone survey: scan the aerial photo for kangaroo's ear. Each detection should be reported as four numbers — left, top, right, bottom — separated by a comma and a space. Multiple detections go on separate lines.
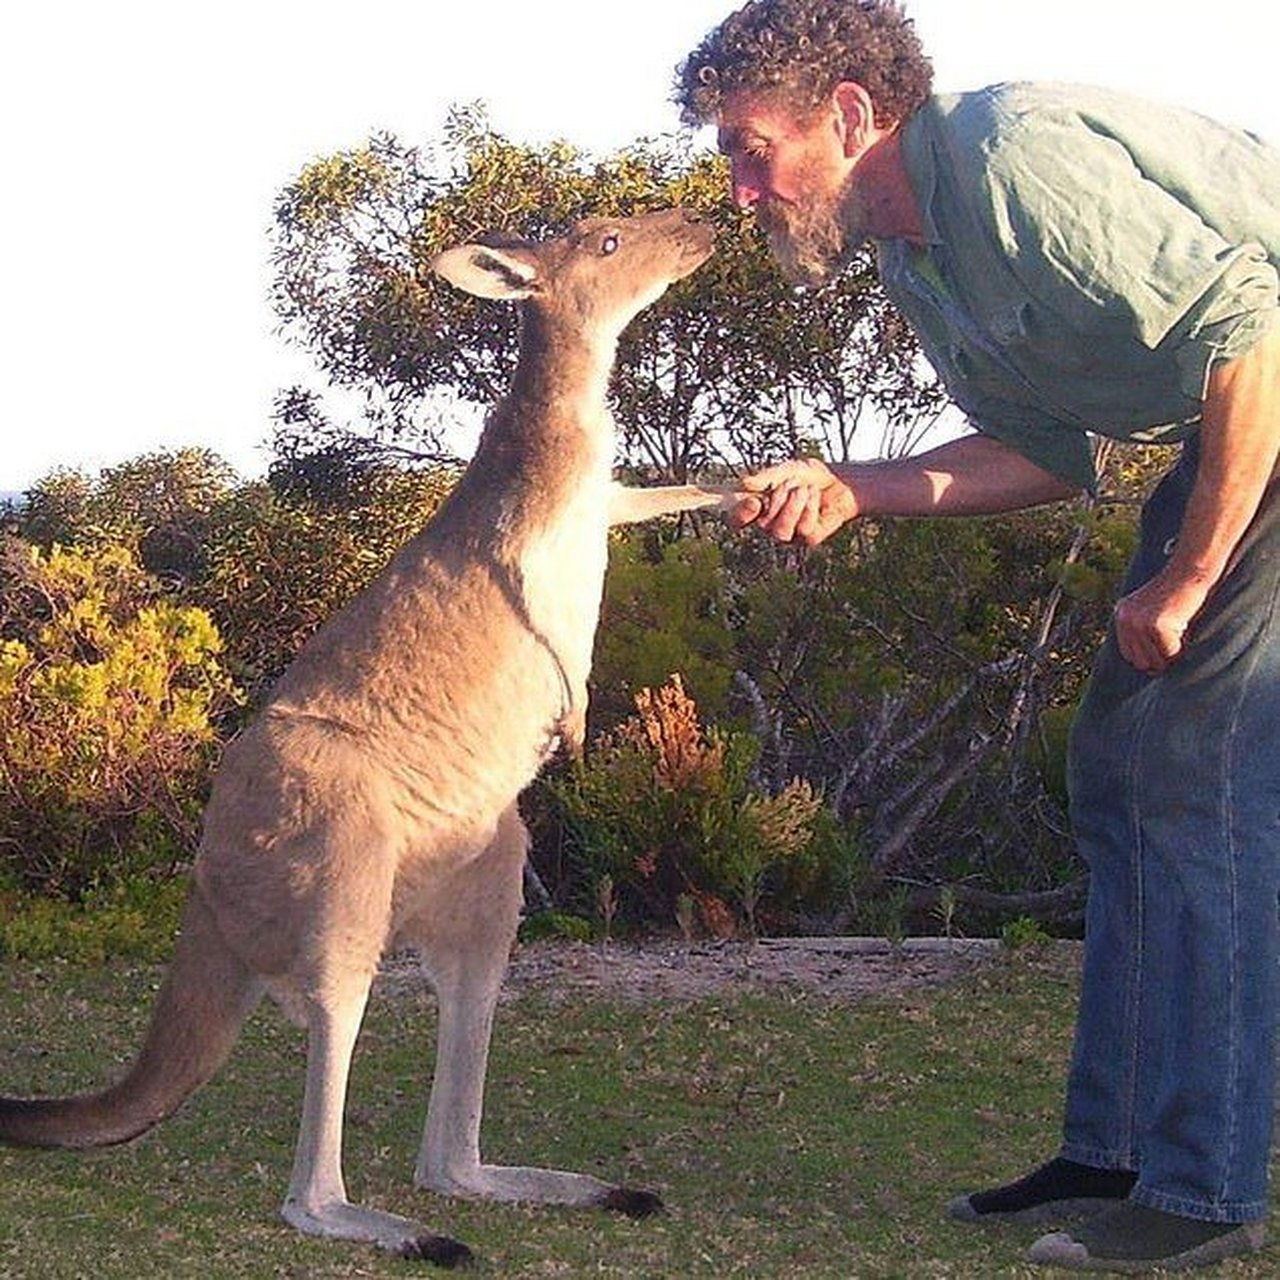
431, 243, 540, 300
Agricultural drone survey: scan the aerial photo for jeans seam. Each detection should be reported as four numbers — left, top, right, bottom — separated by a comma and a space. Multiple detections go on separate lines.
1130, 1183, 1268, 1224
1218, 550, 1280, 1204
1123, 679, 1157, 1167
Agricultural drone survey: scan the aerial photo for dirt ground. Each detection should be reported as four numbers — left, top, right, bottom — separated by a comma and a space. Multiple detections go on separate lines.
502, 936, 1020, 1003
374, 936, 1072, 1005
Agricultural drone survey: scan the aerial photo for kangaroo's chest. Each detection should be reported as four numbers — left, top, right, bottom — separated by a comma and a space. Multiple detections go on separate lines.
514, 479, 611, 686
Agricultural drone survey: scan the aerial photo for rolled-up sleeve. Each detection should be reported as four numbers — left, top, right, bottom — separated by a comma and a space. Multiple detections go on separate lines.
887, 87, 1280, 489
1170, 256, 1278, 400
968, 405, 1098, 491
981, 108, 1279, 403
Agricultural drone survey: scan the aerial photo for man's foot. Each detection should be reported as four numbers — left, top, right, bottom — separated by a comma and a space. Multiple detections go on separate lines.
1027, 1203, 1266, 1272
949, 1157, 1137, 1225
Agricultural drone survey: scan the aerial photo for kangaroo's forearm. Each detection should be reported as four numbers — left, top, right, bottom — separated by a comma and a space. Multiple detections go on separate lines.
607, 482, 748, 526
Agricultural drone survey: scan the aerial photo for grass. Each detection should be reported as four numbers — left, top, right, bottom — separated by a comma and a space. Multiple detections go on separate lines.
0, 946, 1276, 1278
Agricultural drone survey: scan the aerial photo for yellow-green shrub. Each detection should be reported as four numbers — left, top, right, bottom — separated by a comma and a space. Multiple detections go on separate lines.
0, 539, 240, 896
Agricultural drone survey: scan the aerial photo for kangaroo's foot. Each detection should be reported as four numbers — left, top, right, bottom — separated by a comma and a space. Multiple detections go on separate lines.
282, 1196, 474, 1267
416, 1162, 663, 1217
598, 1185, 666, 1218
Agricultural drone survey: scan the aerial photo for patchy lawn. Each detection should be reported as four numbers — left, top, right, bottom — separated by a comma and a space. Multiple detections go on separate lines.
0, 942, 1275, 1277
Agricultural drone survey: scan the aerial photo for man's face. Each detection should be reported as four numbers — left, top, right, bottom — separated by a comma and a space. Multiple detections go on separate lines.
716, 90, 862, 287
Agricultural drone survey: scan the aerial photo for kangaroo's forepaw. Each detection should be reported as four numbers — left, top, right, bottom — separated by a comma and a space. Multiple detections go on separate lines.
600, 1186, 664, 1218
397, 1234, 476, 1268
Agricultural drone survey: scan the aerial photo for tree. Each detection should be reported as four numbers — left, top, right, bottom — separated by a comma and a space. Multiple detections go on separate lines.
269, 107, 946, 479
21, 448, 240, 586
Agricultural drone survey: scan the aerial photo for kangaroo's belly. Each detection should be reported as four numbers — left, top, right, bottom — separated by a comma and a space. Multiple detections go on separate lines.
195, 484, 615, 948
511, 483, 612, 697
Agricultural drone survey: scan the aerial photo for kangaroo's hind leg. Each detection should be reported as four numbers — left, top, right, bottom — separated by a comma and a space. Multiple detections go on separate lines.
266, 793, 475, 1266
277, 966, 472, 1266
412, 804, 661, 1216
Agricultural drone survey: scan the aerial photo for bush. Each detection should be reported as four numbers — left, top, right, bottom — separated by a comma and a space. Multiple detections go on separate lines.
0, 874, 188, 963
0, 538, 240, 896
591, 531, 738, 729
19, 448, 239, 586
546, 675, 863, 937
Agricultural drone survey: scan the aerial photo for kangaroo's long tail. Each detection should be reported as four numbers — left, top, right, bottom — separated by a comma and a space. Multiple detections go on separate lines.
0, 884, 261, 1148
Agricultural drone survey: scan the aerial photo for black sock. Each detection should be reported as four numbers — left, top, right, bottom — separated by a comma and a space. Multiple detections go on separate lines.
968, 1157, 1137, 1215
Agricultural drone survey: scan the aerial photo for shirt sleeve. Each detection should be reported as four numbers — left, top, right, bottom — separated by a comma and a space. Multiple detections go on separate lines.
971, 410, 1097, 491
978, 109, 1279, 402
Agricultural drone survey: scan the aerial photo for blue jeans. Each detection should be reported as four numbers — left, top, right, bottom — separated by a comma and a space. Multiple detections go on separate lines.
1061, 440, 1280, 1223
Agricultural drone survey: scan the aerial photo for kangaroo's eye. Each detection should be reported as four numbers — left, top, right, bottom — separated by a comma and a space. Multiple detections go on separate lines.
601, 234, 620, 255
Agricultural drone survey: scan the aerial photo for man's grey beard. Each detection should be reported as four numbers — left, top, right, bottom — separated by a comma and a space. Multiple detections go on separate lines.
758, 177, 866, 288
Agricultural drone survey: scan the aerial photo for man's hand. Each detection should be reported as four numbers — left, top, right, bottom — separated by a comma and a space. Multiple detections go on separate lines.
1112, 570, 1210, 676
1116, 328, 1280, 675
735, 458, 860, 545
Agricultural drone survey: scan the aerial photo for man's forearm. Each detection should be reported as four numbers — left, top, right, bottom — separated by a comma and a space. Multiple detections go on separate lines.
738, 431, 1079, 544
1166, 328, 1280, 597
834, 433, 1080, 518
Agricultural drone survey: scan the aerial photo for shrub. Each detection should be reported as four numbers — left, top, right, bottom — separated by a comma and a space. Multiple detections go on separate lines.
0, 874, 188, 963
0, 538, 240, 896
591, 531, 738, 728
19, 448, 239, 586
546, 674, 862, 937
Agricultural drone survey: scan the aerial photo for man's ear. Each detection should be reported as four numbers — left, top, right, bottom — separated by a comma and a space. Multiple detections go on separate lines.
831, 81, 878, 157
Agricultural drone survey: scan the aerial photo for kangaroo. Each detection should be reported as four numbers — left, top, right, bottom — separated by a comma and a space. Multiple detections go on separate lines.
0, 208, 743, 1266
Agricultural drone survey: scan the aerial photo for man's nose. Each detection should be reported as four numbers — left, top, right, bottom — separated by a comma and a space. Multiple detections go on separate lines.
730, 159, 761, 210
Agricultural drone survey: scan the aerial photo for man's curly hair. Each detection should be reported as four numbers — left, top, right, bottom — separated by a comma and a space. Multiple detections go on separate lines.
675, 0, 932, 128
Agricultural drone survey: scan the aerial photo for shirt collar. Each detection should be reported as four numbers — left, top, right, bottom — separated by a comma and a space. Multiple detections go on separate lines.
895, 101, 943, 246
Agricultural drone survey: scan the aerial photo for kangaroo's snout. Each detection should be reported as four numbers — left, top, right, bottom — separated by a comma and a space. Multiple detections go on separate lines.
637, 205, 716, 266
671, 209, 717, 278
433, 207, 716, 339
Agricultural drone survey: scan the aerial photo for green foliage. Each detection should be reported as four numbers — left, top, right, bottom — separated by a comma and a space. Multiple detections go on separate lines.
1000, 915, 1054, 950
20, 448, 239, 584
1048, 504, 1139, 607
270, 110, 943, 474
517, 911, 595, 944
720, 504, 1119, 902
276, 143, 398, 231
0, 539, 240, 896
15, 447, 457, 703
1034, 703, 1077, 807
0, 874, 187, 963
548, 675, 862, 937
592, 530, 737, 728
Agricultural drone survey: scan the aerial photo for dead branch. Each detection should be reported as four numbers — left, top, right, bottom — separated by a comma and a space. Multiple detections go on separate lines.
871, 730, 996, 875
901, 876, 1088, 927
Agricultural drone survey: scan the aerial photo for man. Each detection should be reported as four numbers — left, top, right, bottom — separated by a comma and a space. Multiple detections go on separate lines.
676, 1, 1280, 1273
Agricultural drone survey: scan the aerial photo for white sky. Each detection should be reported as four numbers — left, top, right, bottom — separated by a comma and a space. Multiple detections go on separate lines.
2, 0, 1278, 491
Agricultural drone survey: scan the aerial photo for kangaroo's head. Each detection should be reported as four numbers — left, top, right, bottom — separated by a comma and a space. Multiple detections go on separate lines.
432, 208, 715, 343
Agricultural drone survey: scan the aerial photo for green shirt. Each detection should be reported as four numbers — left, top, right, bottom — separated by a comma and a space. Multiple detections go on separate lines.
878, 83, 1280, 489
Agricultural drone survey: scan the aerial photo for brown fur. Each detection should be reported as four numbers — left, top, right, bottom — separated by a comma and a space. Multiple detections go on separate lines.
0, 209, 737, 1261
